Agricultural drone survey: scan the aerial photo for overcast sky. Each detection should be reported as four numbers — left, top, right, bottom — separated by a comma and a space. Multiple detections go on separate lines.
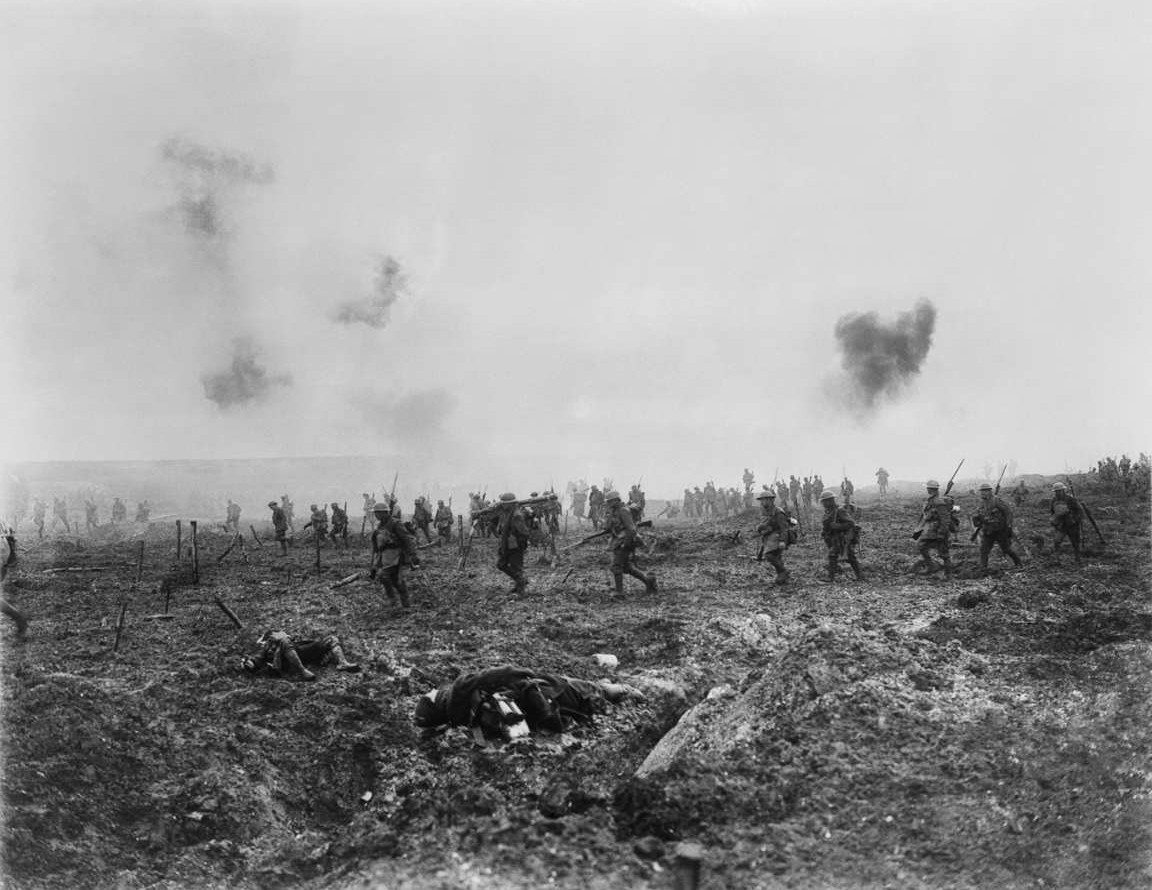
2, 0, 1149, 496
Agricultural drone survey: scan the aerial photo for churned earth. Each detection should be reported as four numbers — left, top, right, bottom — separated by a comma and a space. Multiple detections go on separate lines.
2, 481, 1149, 888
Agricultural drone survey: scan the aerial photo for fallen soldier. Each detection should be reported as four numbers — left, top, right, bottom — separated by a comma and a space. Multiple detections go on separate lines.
240, 630, 361, 681
413, 664, 636, 744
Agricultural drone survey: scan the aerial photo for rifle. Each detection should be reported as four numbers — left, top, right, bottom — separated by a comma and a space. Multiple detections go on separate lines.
1065, 476, 1106, 546
558, 519, 652, 553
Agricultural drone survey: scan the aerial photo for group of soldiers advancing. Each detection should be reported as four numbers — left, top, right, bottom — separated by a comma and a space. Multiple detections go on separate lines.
26, 496, 150, 539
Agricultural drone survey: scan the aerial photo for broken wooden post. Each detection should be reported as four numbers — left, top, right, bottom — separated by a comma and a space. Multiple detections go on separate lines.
135, 540, 145, 585
216, 534, 240, 564
213, 594, 243, 630
330, 570, 364, 590
190, 520, 199, 585
175, 520, 182, 560
249, 524, 263, 547
112, 597, 129, 652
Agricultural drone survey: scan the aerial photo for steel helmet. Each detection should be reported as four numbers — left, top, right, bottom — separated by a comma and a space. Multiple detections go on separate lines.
820, 489, 838, 501
499, 492, 517, 502
1052, 482, 1067, 492
605, 491, 622, 503
926, 480, 940, 489
978, 482, 992, 492
756, 491, 775, 500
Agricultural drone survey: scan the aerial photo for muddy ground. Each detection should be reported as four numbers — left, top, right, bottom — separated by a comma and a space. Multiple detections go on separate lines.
2, 482, 1150, 888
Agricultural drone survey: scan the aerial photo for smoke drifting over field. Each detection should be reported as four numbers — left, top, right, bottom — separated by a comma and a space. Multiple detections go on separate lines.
352, 388, 456, 444
201, 338, 292, 409
832, 300, 937, 419
333, 255, 407, 329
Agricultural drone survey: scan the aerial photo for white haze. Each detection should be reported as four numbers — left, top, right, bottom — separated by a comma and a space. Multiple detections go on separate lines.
2, 0, 1150, 498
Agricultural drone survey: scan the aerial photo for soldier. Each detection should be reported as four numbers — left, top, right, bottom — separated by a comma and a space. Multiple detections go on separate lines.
1049, 482, 1083, 565
603, 490, 657, 595
801, 477, 813, 509
875, 468, 889, 498
303, 504, 329, 544
1012, 479, 1029, 508
135, 500, 151, 523
52, 497, 71, 533
412, 496, 433, 544
225, 499, 241, 533
434, 499, 454, 542
813, 475, 824, 497
703, 481, 717, 518
494, 493, 531, 594
240, 629, 360, 681
1119, 454, 1133, 494
840, 476, 855, 500
972, 482, 1022, 574
587, 485, 605, 530
775, 479, 789, 508
280, 495, 295, 531
628, 484, 646, 520
268, 501, 289, 555
820, 489, 863, 582
370, 501, 419, 607
742, 467, 754, 491
111, 497, 126, 525
913, 480, 956, 577
788, 475, 801, 510
682, 488, 693, 519
2, 522, 29, 638
361, 493, 376, 536
572, 486, 587, 521
543, 491, 562, 537
84, 499, 98, 531
330, 502, 349, 548
32, 499, 46, 541
754, 491, 792, 586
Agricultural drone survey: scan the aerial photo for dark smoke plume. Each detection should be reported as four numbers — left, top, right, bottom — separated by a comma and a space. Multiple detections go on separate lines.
159, 137, 274, 240
333, 255, 407, 328
201, 338, 292, 409
832, 299, 937, 416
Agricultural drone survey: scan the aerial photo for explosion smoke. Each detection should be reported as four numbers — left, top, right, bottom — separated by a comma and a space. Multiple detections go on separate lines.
159, 137, 274, 240
201, 338, 292, 409
832, 299, 937, 416
333, 255, 407, 328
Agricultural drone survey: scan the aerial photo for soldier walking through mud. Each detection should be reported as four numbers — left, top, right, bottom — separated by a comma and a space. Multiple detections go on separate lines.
571, 485, 587, 521
303, 504, 329, 544
412, 496, 433, 544
875, 467, 889, 498
972, 482, 1022, 574
32, 499, 46, 541
111, 497, 126, 526
494, 493, 531, 595
329, 502, 349, 548
587, 485, 605, 530
604, 490, 657, 596
742, 467, 754, 491
84, 499, 98, 532
788, 476, 801, 510
1011, 479, 1028, 508
840, 476, 855, 501
51, 497, 70, 533
820, 489, 863, 582
268, 501, 289, 555
801, 477, 814, 510
370, 501, 418, 608
913, 480, 956, 578
434, 499, 453, 542
753, 491, 791, 587
2, 522, 29, 639
135, 500, 151, 523
1049, 482, 1083, 565
225, 499, 241, 533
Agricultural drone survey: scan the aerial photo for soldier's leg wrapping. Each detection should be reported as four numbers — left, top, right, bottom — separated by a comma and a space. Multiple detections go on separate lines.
379, 566, 400, 603
846, 545, 863, 580
1070, 526, 1082, 562
281, 645, 316, 681
917, 541, 937, 572
2, 599, 28, 637
395, 567, 411, 607
979, 535, 993, 571
826, 546, 840, 580
765, 549, 789, 583
940, 541, 953, 576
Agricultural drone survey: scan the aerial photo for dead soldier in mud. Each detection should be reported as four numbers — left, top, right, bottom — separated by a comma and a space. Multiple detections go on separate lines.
413, 665, 635, 744
240, 630, 361, 681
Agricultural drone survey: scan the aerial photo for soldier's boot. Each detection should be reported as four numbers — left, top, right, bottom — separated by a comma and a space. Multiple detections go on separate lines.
383, 583, 399, 606
282, 648, 317, 681
612, 573, 625, 595
942, 554, 954, 579
331, 645, 361, 673
848, 555, 863, 582
397, 580, 411, 608
628, 568, 655, 592
513, 574, 528, 595
776, 568, 792, 586
824, 555, 839, 583
2, 600, 28, 639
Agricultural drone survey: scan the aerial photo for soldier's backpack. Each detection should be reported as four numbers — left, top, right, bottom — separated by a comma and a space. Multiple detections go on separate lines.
784, 511, 799, 547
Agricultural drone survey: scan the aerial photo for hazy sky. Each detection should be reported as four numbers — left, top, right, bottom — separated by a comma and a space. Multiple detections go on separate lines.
2, 0, 1149, 495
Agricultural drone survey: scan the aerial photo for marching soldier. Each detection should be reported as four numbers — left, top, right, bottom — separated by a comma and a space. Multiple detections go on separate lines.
434, 499, 454, 542
754, 490, 791, 586
268, 501, 289, 555
742, 467, 754, 491
370, 501, 418, 607
330, 502, 349, 548
1012, 479, 1029, 508
913, 480, 955, 577
494, 493, 531, 594
820, 489, 863, 582
84, 499, 99, 531
361, 493, 376, 536
587, 486, 605, 530
1049, 482, 1083, 565
32, 499, 46, 541
111, 497, 127, 525
840, 476, 855, 501
972, 482, 1022, 574
135, 500, 151, 523
225, 499, 241, 533
788, 476, 801, 510
875, 468, 889, 498
604, 490, 657, 595
412, 496, 433, 544
303, 504, 329, 544
52, 497, 71, 533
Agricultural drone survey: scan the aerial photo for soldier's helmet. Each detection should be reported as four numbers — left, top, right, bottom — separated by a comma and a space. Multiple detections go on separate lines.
331, 501, 340, 508
926, 480, 940, 490
978, 483, 993, 492
499, 492, 517, 503
1052, 482, 1067, 492
820, 489, 838, 501
605, 491, 622, 503
310, 503, 318, 511
437, 500, 445, 505
756, 491, 775, 500
372, 502, 392, 516
267, 501, 277, 509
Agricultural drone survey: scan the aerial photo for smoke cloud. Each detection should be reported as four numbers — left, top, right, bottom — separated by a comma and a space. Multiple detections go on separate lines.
201, 338, 292, 409
352, 388, 456, 443
159, 137, 274, 242
831, 299, 937, 417
333, 255, 407, 328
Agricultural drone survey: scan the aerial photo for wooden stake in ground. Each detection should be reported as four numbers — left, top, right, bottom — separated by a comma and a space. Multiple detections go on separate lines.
112, 597, 129, 652
175, 520, 182, 561
135, 540, 145, 584
314, 525, 321, 572
457, 515, 464, 554
249, 525, 263, 547
212, 594, 243, 630
190, 520, 199, 585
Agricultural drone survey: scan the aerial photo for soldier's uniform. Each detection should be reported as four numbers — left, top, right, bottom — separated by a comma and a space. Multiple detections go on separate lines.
434, 501, 454, 541
754, 491, 791, 586
136, 501, 151, 523
84, 501, 98, 531
821, 489, 863, 581
303, 505, 329, 544
241, 630, 360, 680
587, 487, 605, 530
111, 498, 126, 525
788, 477, 801, 510
330, 503, 349, 547
1011, 481, 1028, 508
494, 493, 531, 594
281, 496, 295, 531
268, 502, 289, 555
914, 481, 955, 576
840, 478, 854, 500
412, 497, 433, 543
703, 482, 717, 518
972, 483, 1022, 572
32, 500, 46, 540
742, 468, 754, 491
802, 478, 814, 508
604, 491, 657, 595
1049, 482, 1083, 564
875, 468, 889, 497
53, 499, 71, 533
371, 504, 418, 606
